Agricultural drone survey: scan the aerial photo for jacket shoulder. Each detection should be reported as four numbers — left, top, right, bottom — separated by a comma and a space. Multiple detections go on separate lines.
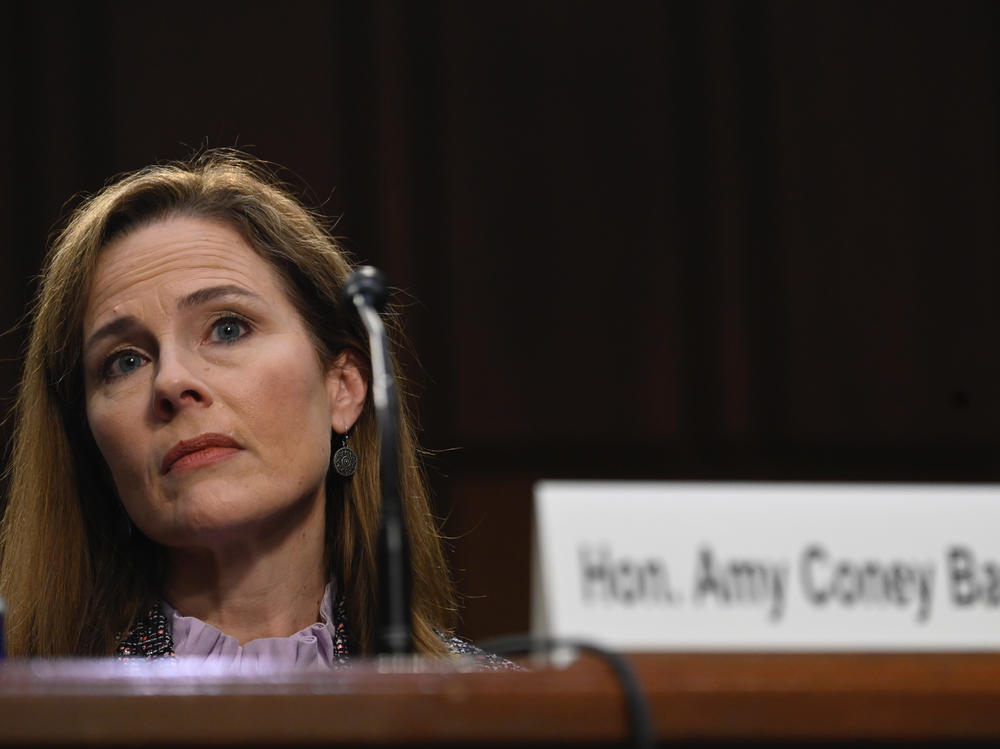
440, 633, 520, 670
116, 603, 175, 658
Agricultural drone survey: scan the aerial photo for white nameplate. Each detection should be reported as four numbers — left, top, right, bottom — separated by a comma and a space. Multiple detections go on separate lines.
532, 481, 1000, 651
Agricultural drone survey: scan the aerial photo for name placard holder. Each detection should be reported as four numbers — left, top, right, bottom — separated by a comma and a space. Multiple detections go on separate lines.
532, 482, 1000, 651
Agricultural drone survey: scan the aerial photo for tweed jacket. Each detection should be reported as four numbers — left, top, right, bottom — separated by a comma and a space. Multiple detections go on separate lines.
117, 595, 512, 669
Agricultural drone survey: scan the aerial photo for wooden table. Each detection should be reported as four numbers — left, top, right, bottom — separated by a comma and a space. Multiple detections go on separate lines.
2, 653, 999, 745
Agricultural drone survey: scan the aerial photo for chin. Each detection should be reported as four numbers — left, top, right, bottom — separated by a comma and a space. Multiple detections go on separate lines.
140, 488, 322, 550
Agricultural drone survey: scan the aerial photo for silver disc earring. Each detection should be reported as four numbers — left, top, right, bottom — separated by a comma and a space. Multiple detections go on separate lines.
333, 433, 358, 477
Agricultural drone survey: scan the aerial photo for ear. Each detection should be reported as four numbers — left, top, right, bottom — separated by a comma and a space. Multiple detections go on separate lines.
326, 349, 368, 434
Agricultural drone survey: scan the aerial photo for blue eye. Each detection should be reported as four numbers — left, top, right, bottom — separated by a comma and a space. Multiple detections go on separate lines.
211, 316, 249, 343
104, 350, 147, 379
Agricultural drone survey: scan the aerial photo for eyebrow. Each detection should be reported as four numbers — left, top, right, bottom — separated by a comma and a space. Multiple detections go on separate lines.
84, 285, 262, 357
176, 284, 261, 310
84, 316, 141, 358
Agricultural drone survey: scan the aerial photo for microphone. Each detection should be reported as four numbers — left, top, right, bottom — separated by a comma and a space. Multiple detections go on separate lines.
343, 265, 390, 312
342, 266, 413, 655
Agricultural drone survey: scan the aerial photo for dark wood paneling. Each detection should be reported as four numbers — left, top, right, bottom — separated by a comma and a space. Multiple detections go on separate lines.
2, 0, 999, 642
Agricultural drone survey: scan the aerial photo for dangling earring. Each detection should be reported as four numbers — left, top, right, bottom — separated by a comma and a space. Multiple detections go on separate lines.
333, 432, 358, 477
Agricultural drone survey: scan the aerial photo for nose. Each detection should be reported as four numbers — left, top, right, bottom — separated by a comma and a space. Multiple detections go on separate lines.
152, 346, 213, 421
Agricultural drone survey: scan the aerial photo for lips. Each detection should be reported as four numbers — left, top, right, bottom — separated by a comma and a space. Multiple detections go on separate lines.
161, 433, 243, 474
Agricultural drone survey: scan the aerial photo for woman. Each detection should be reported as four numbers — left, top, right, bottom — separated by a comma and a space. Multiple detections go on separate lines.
0, 151, 480, 665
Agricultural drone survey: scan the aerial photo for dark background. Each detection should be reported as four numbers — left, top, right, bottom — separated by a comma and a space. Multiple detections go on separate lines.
1, 0, 998, 642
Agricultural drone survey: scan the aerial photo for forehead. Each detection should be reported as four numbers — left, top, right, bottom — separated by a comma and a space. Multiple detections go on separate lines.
84, 215, 287, 332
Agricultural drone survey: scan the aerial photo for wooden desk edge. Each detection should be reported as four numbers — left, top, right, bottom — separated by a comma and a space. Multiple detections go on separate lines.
2, 653, 1000, 744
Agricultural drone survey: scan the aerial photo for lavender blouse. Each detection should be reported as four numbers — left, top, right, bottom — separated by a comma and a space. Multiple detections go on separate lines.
118, 585, 513, 669
161, 584, 341, 670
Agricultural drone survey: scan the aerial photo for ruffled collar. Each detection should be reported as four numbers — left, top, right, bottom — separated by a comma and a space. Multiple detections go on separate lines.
162, 583, 343, 672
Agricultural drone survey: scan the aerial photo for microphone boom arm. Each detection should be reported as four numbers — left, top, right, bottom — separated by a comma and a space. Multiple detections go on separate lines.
346, 267, 413, 655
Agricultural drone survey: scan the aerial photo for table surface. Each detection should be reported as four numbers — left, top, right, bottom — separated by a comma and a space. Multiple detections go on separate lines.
2, 652, 1000, 745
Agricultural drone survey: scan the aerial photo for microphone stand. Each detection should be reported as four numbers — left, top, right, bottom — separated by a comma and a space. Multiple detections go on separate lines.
343, 267, 414, 655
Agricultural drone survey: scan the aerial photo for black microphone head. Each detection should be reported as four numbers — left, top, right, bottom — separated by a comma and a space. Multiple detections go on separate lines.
343, 266, 389, 312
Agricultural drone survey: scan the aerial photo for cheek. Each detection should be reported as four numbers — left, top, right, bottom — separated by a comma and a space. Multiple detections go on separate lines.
233, 347, 333, 456
86, 394, 148, 487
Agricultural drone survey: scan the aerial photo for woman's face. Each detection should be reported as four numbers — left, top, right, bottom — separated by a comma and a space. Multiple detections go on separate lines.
82, 215, 359, 548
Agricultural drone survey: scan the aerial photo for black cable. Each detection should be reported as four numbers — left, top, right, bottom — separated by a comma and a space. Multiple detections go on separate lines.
479, 635, 655, 749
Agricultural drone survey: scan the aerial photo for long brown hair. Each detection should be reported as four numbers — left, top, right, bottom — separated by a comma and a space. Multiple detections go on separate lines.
0, 151, 455, 656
